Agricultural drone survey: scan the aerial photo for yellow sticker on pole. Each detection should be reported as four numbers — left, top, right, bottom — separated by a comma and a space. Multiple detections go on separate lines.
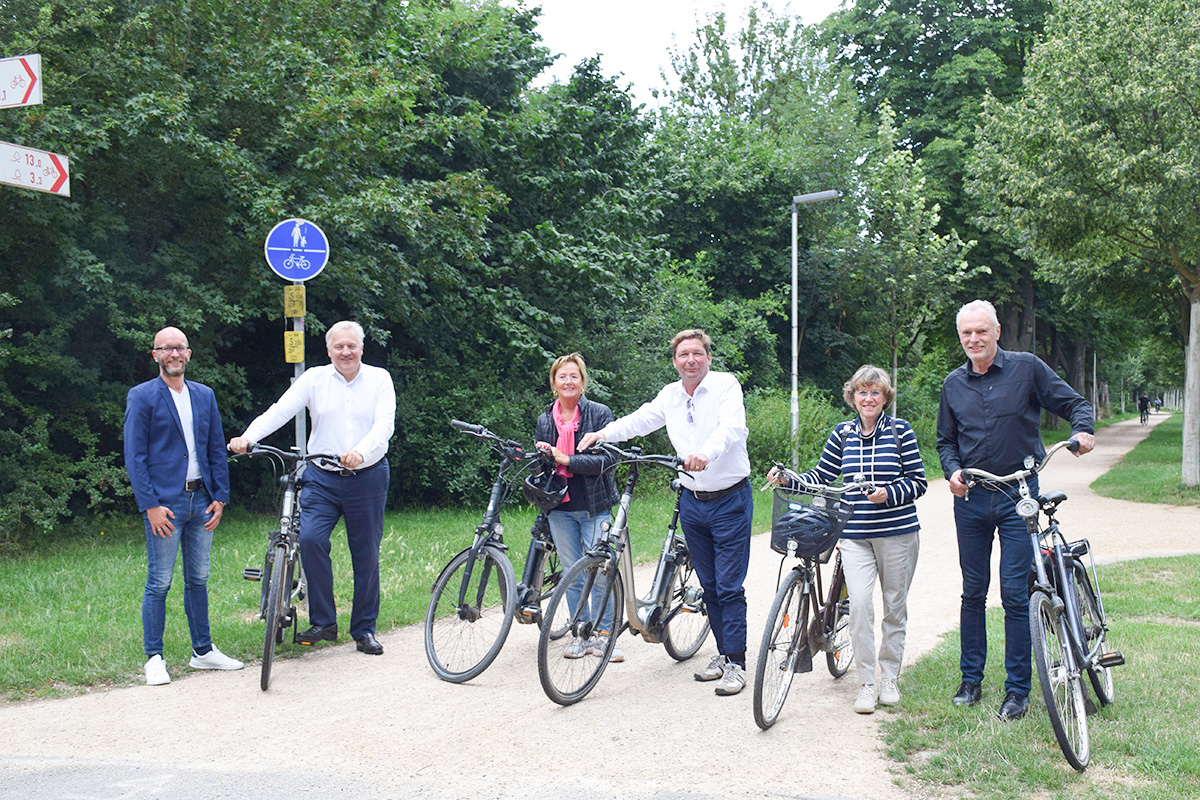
283, 285, 306, 318
283, 330, 304, 363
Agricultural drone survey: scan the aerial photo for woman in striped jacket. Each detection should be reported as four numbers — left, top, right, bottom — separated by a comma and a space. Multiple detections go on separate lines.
776, 365, 926, 714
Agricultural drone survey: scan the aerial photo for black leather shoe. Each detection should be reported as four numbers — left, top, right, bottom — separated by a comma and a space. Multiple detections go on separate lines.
295, 623, 337, 646
952, 681, 982, 706
997, 692, 1028, 721
355, 632, 383, 655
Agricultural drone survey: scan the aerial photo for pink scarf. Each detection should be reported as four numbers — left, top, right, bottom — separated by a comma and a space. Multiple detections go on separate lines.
552, 399, 578, 501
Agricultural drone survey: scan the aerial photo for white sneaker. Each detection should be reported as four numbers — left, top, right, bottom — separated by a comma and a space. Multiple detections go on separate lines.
189, 645, 245, 671
714, 662, 746, 695
589, 634, 625, 663
564, 637, 589, 659
694, 654, 725, 682
879, 677, 900, 706
144, 655, 170, 686
854, 683, 877, 714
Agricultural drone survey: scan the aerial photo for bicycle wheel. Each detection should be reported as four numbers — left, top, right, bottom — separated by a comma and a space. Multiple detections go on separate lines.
1030, 591, 1090, 770
261, 543, 288, 691
825, 565, 854, 678
1069, 561, 1115, 705
423, 545, 517, 683
537, 554, 623, 706
662, 546, 710, 661
753, 570, 808, 730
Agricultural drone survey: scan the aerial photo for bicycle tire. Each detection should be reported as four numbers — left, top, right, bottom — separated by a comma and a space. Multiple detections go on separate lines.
423, 545, 517, 683
825, 562, 854, 678
753, 569, 808, 730
662, 545, 710, 661
1069, 561, 1115, 705
537, 554, 622, 706
1030, 590, 1090, 770
261, 543, 288, 691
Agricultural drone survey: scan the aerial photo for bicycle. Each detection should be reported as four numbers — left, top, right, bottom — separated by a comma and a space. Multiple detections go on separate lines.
423, 420, 564, 683
752, 464, 874, 730
232, 443, 345, 691
536, 442, 711, 706
1139, 405, 1149, 425
962, 438, 1125, 770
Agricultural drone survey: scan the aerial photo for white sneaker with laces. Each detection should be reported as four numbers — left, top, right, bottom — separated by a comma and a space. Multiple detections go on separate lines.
694, 654, 725, 682
144, 655, 170, 686
564, 637, 589, 659
879, 677, 900, 706
854, 683, 878, 714
714, 662, 746, 695
189, 645, 245, 671
589, 634, 625, 662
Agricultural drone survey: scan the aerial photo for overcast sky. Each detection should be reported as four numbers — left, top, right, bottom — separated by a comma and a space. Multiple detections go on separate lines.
506, 0, 846, 108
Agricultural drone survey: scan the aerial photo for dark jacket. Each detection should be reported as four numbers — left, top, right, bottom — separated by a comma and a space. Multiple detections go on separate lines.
535, 395, 619, 516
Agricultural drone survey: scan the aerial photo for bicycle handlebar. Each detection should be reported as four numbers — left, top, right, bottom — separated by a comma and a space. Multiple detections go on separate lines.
761, 461, 876, 495
450, 419, 553, 466
960, 438, 1080, 488
231, 443, 349, 474
585, 441, 685, 472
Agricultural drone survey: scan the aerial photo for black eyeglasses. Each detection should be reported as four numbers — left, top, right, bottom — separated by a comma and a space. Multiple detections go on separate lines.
686, 397, 695, 424
153, 345, 189, 353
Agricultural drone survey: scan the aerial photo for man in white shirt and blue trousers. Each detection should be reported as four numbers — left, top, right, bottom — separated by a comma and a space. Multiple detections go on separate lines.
229, 321, 396, 656
580, 329, 753, 696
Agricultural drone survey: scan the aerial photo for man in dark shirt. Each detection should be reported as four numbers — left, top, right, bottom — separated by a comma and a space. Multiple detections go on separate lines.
936, 300, 1095, 721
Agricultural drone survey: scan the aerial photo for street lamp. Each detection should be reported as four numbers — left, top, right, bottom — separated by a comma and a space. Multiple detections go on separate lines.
791, 190, 841, 468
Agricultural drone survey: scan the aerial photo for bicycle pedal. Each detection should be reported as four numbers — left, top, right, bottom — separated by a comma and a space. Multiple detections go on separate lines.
242, 567, 263, 581
1097, 651, 1126, 668
516, 605, 541, 625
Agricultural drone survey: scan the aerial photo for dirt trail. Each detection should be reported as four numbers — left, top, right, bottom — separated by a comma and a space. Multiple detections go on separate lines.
1, 415, 1195, 800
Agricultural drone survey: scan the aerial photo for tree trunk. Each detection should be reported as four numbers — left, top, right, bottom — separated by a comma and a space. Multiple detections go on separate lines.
1183, 294, 1200, 487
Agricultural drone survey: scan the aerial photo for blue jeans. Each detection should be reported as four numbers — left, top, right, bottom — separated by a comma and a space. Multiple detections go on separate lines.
954, 478, 1037, 696
300, 461, 388, 639
142, 486, 214, 657
548, 509, 613, 632
679, 481, 753, 659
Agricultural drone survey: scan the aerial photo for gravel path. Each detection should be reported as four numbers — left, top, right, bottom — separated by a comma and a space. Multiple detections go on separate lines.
2, 415, 1195, 800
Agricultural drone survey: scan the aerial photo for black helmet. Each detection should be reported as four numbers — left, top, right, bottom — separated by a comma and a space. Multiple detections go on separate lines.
523, 467, 567, 511
769, 499, 851, 559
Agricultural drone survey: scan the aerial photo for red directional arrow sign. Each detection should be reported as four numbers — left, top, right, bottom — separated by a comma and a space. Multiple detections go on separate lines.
0, 140, 70, 196
0, 54, 42, 109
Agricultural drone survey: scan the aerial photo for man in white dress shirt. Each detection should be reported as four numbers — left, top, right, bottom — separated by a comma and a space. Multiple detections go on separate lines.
229, 321, 396, 655
579, 329, 753, 695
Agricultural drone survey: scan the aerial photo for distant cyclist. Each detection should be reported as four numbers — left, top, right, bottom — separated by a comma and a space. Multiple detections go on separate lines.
1138, 394, 1150, 425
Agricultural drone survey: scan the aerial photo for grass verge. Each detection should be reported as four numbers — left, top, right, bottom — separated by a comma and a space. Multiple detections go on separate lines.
884, 555, 1200, 799
0, 470, 772, 700
1092, 414, 1200, 507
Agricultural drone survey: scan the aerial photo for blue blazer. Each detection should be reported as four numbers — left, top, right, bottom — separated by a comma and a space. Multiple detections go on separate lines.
124, 377, 231, 512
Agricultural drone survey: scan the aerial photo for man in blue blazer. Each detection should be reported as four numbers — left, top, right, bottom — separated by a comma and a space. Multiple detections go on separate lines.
124, 326, 243, 685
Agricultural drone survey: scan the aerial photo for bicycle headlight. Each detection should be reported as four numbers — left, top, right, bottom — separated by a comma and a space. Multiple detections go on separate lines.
1016, 497, 1039, 518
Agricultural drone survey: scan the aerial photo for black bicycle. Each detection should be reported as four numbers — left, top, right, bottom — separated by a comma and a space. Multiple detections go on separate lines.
536, 443, 710, 706
423, 420, 564, 683
753, 465, 872, 730
233, 443, 344, 691
963, 438, 1124, 770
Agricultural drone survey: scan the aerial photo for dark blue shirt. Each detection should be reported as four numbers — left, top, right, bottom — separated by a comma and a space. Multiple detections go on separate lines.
937, 348, 1094, 477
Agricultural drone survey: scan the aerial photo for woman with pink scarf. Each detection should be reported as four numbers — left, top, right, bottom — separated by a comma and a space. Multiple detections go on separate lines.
534, 353, 622, 662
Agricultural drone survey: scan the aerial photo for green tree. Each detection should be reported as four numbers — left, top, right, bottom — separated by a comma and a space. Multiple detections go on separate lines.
846, 105, 975, 414
975, 0, 1200, 484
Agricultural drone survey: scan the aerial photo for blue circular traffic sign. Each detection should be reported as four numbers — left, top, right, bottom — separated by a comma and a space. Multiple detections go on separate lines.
264, 218, 329, 281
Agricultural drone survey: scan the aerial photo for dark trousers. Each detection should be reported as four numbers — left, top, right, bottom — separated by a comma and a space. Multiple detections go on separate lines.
300, 460, 389, 639
954, 478, 1036, 696
679, 481, 753, 658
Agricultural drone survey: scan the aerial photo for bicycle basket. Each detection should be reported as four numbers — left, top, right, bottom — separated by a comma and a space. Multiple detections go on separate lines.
770, 489, 853, 562
522, 464, 568, 511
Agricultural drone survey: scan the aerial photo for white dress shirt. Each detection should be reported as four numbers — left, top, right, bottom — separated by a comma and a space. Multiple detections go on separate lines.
242, 363, 396, 468
599, 370, 750, 492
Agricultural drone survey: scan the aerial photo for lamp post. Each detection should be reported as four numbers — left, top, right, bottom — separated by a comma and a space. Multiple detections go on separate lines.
791, 190, 841, 468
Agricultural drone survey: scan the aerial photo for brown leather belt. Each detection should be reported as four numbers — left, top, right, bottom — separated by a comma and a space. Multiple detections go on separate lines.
689, 476, 749, 502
